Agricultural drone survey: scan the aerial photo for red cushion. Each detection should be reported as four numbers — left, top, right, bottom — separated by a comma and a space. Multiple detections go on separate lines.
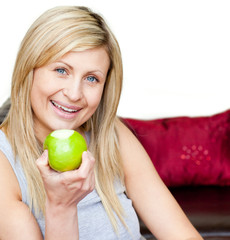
121, 110, 230, 187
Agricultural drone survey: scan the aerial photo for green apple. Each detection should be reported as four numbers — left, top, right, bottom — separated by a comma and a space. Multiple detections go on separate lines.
43, 129, 87, 172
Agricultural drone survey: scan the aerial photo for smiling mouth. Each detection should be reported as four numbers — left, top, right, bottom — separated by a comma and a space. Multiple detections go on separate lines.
51, 100, 79, 113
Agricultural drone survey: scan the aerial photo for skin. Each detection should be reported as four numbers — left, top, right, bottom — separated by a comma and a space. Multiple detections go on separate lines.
0, 47, 109, 240
31, 47, 110, 143
117, 120, 203, 240
0, 46, 203, 239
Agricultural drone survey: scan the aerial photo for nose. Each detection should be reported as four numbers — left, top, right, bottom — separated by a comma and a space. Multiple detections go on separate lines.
62, 80, 83, 102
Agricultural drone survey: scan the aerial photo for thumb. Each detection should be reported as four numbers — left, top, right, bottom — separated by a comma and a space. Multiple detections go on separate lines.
36, 150, 50, 173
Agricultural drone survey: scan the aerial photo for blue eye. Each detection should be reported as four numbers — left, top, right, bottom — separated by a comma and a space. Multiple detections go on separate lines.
56, 68, 67, 75
86, 76, 98, 82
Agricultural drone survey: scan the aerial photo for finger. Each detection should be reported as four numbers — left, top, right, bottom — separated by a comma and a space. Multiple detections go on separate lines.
36, 150, 52, 174
88, 167, 96, 191
85, 151, 96, 181
68, 151, 95, 181
75, 151, 95, 192
80, 151, 95, 173
82, 151, 96, 189
60, 151, 95, 183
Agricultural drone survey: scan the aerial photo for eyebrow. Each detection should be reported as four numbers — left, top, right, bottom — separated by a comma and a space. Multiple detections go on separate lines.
89, 70, 106, 77
55, 60, 74, 70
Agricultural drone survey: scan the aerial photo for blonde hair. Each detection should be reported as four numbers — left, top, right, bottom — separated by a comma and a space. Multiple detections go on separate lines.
1, 6, 125, 231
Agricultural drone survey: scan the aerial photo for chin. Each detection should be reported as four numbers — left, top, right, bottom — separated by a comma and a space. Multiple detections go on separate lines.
47, 121, 78, 132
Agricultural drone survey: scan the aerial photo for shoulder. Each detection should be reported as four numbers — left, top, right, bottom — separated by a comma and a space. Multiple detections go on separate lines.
115, 118, 155, 176
115, 117, 141, 146
0, 129, 14, 162
0, 128, 21, 200
115, 117, 150, 155
0, 129, 19, 171
0, 129, 21, 201
0, 128, 7, 141
115, 118, 164, 197
0, 150, 21, 200
0, 133, 26, 238
0, 149, 42, 239
0, 129, 11, 150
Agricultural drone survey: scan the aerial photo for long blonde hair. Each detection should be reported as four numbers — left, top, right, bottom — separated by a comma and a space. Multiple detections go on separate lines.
1, 6, 125, 231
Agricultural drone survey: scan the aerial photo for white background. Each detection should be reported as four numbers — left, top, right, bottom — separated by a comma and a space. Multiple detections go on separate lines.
0, 0, 230, 119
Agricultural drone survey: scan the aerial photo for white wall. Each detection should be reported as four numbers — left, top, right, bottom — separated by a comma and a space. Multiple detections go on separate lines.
1, 0, 230, 119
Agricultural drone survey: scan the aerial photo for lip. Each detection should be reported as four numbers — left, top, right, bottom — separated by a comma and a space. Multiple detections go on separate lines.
50, 100, 82, 119
51, 100, 82, 111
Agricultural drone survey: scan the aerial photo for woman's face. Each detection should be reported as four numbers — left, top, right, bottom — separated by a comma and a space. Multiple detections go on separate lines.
31, 47, 110, 142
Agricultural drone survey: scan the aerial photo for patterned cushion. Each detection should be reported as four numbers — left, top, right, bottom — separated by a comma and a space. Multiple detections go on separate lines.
122, 110, 230, 187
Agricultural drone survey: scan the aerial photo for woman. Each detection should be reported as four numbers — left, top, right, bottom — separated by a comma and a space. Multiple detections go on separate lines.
0, 6, 203, 240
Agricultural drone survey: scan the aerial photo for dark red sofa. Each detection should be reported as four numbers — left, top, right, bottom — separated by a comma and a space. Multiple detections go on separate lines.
1, 99, 230, 240
121, 111, 230, 240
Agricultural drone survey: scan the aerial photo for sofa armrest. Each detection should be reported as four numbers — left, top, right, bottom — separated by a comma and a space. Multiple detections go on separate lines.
0, 98, 11, 124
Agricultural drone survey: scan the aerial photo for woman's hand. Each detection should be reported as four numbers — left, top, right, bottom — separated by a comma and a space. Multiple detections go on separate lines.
36, 150, 95, 240
36, 150, 95, 207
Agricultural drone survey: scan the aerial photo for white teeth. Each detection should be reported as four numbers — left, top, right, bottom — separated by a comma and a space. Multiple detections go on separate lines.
51, 100, 78, 113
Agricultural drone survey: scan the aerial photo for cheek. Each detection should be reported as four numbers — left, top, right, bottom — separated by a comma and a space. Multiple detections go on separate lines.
87, 89, 104, 110
30, 79, 53, 112
31, 82, 40, 109
31, 70, 58, 106
31, 68, 55, 99
31, 81, 45, 104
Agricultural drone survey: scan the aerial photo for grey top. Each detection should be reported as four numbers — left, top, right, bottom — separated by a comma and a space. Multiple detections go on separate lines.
0, 130, 145, 239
